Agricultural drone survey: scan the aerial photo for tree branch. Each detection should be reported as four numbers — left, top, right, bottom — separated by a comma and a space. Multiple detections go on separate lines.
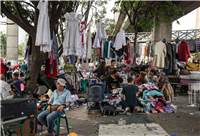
52, 3, 64, 26
1, 2, 34, 35
123, 5, 133, 25
22, 1, 36, 9
14, 1, 29, 27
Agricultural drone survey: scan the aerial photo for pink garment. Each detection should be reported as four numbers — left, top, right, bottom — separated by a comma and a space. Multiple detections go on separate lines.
71, 95, 79, 100
50, 48, 53, 65
18, 77, 25, 84
155, 101, 164, 110
20, 83, 24, 92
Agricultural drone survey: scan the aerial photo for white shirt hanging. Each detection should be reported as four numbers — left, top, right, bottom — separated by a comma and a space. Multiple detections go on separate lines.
63, 12, 82, 57
80, 21, 86, 59
113, 30, 126, 51
93, 22, 102, 48
86, 23, 92, 59
35, 0, 51, 53
101, 23, 107, 40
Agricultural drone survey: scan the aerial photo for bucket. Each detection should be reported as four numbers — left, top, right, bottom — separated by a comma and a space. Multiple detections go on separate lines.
92, 79, 96, 84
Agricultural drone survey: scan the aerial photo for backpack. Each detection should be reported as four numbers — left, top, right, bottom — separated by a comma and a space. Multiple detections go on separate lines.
100, 101, 119, 116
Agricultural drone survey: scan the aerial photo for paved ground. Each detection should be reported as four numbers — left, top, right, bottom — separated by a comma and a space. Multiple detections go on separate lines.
59, 91, 200, 136
35, 89, 200, 136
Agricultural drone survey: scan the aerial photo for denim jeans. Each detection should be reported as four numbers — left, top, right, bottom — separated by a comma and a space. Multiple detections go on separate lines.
78, 71, 83, 78
37, 110, 60, 133
89, 68, 94, 77
102, 81, 106, 100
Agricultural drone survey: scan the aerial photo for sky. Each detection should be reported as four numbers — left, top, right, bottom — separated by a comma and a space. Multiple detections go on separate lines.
0, 2, 198, 45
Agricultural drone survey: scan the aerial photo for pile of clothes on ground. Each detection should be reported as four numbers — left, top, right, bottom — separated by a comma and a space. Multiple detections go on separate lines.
102, 83, 177, 115
136, 83, 177, 114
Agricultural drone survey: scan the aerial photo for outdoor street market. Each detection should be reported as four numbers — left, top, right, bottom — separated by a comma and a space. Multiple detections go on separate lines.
1, 1, 200, 136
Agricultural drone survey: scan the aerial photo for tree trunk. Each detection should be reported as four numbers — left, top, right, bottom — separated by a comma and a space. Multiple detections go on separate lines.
134, 31, 138, 55
25, 36, 47, 93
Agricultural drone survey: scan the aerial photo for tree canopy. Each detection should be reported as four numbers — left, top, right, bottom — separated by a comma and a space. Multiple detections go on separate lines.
113, 1, 184, 32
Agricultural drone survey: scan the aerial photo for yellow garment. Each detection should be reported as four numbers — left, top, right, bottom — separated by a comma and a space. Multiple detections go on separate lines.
186, 62, 200, 71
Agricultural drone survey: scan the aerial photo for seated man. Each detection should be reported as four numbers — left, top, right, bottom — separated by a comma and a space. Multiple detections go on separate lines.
106, 69, 123, 94
7, 72, 22, 96
120, 77, 138, 114
0, 74, 21, 100
38, 78, 71, 136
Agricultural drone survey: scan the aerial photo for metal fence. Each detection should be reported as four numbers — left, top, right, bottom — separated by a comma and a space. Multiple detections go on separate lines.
125, 29, 200, 42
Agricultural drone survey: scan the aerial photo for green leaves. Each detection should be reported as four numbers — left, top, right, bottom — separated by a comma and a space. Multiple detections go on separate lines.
113, 1, 184, 33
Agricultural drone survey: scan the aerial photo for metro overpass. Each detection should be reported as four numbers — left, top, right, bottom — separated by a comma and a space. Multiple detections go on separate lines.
115, 1, 200, 33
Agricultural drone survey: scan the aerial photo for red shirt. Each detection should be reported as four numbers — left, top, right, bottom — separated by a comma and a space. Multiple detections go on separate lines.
124, 44, 130, 60
178, 41, 191, 62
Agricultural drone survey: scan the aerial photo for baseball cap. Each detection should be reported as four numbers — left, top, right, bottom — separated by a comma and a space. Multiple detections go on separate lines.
54, 78, 66, 86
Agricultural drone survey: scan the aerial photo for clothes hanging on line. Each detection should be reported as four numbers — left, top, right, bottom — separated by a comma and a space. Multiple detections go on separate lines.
93, 22, 102, 48
103, 41, 109, 59
124, 43, 130, 60
107, 41, 112, 59
113, 30, 126, 51
152, 41, 166, 68
101, 24, 107, 40
80, 21, 86, 59
101, 40, 106, 58
178, 41, 191, 62
164, 43, 173, 74
35, 0, 51, 53
86, 23, 92, 59
63, 12, 82, 57
45, 59, 57, 78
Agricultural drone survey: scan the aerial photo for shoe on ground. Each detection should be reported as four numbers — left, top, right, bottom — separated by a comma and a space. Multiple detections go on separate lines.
134, 107, 138, 114
39, 130, 53, 136
123, 107, 130, 114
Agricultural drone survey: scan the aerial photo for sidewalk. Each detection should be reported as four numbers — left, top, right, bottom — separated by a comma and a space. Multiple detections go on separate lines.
57, 94, 200, 136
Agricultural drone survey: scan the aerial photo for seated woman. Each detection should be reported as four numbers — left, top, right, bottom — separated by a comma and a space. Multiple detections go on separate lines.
148, 69, 158, 85
106, 69, 123, 94
134, 71, 148, 85
158, 72, 168, 94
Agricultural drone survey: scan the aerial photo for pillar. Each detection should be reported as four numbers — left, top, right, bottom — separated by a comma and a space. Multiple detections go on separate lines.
6, 18, 18, 66
151, 18, 172, 44
196, 7, 200, 38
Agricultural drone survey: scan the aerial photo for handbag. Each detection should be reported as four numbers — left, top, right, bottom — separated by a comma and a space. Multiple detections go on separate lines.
164, 82, 174, 96
50, 105, 60, 112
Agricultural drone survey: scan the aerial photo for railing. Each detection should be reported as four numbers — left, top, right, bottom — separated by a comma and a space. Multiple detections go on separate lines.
125, 29, 200, 42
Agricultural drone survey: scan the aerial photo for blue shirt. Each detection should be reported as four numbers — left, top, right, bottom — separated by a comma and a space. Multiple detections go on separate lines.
21, 64, 26, 71
49, 89, 71, 111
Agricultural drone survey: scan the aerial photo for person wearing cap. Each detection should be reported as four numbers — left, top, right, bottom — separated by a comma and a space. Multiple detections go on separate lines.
38, 78, 71, 136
